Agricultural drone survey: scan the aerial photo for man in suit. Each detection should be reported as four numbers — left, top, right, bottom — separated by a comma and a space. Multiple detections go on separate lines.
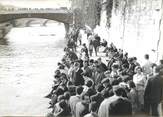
91, 84, 104, 110
108, 87, 132, 116
97, 57, 108, 72
144, 66, 163, 116
98, 85, 131, 117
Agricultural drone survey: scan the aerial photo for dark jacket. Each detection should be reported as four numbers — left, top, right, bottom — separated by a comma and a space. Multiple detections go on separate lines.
109, 98, 132, 116
99, 62, 108, 72
83, 66, 92, 78
91, 92, 104, 109
72, 69, 84, 86
75, 101, 89, 117
144, 74, 163, 103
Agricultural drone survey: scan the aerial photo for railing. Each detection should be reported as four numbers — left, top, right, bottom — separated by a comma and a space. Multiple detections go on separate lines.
0, 8, 72, 14
0, 7, 69, 12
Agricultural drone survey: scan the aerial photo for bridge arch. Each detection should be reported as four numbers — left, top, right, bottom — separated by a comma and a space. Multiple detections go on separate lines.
42, 19, 51, 27
25, 19, 36, 27
0, 11, 73, 24
0, 11, 73, 37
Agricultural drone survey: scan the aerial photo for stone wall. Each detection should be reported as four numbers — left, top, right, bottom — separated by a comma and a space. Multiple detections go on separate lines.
158, 1, 163, 62
71, 0, 101, 29
71, 0, 163, 63
107, 0, 163, 63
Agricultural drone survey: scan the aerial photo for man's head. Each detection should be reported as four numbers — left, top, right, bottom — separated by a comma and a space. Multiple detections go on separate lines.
82, 93, 90, 104
96, 65, 101, 73
94, 60, 98, 67
74, 62, 80, 70
97, 57, 102, 64
128, 58, 134, 64
153, 66, 160, 74
59, 100, 67, 109
76, 86, 83, 95
54, 69, 61, 76
89, 59, 94, 66
134, 66, 142, 74
111, 63, 119, 71
57, 95, 65, 102
159, 59, 163, 65
83, 61, 89, 67
101, 78, 110, 88
113, 85, 124, 96
128, 81, 136, 89
86, 80, 93, 88
133, 57, 137, 62
64, 91, 71, 100
96, 84, 104, 92
144, 54, 149, 60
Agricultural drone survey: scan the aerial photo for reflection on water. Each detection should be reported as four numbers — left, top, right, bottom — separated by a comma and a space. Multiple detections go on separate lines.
0, 23, 66, 115
0, 38, 9, 45
0, 24, 65, 81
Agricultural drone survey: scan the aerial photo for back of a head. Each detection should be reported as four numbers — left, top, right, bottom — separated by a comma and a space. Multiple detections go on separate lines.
122, 64, 129, 69
111, 79, 119, 86
103, 89, 111, 98
112, 63, 119, 69
64, 91, 71, 100
113, 85, 123, 96
96, 84, 104, 92
154, 66, 161, 73
58, 95, 65, 102
59, 100, 67, 109
128, 58, 133, 63
89, 59, 94, 64
76, 86, 83, 95
160, 59, 163, 65
55, 88, 64, 96
129, 81, 136, 88
86, 80, 93, 88
60, 73, 67, 79
97, 57, 101, 61
74, 62, 80, 67
144, 54, 149, 60
133, 57, 137, 60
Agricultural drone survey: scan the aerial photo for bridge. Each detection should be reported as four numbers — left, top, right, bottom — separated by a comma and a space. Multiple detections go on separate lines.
0, 9, 73, 24
0, 9, 73, 38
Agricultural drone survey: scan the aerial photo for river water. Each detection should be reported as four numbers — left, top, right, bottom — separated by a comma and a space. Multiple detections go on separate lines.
0, 23, 66, 116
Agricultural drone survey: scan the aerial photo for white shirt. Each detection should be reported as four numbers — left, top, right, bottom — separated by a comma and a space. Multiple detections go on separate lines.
142, 60, 153, 75
133, 73, 146, 91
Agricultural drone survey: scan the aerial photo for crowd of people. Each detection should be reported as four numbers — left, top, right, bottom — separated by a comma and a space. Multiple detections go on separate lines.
45, 27, 163, 117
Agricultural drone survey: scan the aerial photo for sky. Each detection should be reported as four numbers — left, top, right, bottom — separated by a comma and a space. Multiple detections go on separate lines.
0, 0, 71, 8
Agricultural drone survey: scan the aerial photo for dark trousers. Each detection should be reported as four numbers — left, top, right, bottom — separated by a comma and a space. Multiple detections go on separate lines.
144, 102, 159, 116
